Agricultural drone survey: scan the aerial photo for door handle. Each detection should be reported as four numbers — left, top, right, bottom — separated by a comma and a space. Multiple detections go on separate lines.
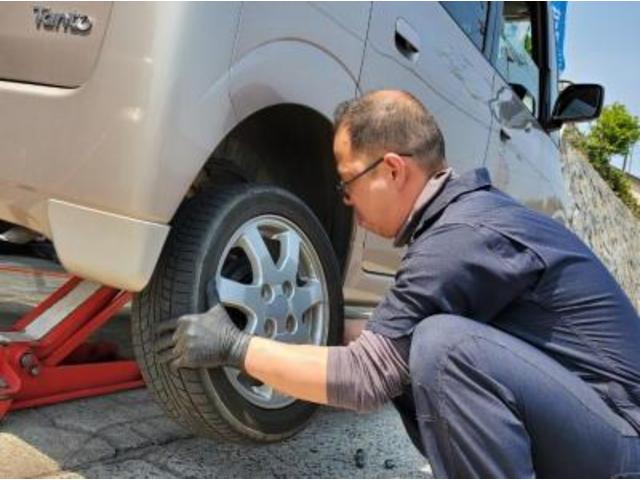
395, 18, 420, 60
499, 128, 512, 142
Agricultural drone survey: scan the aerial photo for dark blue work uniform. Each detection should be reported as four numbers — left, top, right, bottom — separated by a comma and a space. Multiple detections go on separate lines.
366, 168, 640, 478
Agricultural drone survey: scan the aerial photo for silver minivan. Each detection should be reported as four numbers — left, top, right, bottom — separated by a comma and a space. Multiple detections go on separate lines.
0, 2, 602, 441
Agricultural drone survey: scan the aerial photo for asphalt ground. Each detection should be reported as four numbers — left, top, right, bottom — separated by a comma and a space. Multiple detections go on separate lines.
0, 252, 431, 478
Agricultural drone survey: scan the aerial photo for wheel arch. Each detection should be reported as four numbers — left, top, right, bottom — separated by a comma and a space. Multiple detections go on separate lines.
181, 42, 357, 273
189, 103, 353, 276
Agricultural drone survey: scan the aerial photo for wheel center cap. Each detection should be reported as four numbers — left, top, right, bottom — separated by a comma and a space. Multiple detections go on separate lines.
267, 295, 289, 320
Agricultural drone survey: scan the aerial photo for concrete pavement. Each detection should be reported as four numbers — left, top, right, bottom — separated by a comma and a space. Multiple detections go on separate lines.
2, 389, 431, 478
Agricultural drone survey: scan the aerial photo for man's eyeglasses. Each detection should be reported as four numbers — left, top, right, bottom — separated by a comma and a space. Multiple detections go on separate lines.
336, 153, 413, 197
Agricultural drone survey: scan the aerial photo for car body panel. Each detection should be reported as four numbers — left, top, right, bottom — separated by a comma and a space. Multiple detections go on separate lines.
0, 2, 240, 235
48, 199, 168, 291
0, 1, 580, 301
0, 3, 241, 288
0, 1, 112, 87
229, 1, 369, 126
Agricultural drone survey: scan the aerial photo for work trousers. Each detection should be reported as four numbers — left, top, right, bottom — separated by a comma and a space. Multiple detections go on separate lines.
392, 314, 640, 478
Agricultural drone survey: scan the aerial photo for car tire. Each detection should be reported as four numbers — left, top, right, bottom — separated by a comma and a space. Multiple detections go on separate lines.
131, 184, 343, 442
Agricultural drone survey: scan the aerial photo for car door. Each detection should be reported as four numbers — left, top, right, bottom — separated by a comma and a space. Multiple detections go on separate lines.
483, 1, 569, 223
345, 2, 497, 303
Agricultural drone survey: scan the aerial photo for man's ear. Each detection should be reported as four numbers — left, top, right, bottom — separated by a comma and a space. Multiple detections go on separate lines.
385, 153, 407, 185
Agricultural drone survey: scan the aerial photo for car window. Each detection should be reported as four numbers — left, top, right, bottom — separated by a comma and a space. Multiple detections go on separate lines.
494, 2, 540, 117
440, 2, 489, 51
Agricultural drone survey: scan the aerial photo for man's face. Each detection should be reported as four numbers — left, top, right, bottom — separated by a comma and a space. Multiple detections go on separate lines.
333, 126, 417, 238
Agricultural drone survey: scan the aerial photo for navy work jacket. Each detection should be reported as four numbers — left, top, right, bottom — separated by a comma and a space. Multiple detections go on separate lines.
366, 168, 640, 432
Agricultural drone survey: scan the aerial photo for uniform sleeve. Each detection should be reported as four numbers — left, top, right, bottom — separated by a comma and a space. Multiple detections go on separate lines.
366, 223, 544, 338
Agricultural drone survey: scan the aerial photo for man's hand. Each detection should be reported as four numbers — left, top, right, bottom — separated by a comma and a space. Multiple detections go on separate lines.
155, 303, 252, 372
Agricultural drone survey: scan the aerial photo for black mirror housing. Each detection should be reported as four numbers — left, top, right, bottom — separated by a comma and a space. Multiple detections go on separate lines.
548, 84, 604, 130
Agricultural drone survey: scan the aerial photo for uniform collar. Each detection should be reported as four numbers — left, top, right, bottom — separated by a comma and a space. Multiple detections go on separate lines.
394, 167, 493, 247
393, 167, 453, 247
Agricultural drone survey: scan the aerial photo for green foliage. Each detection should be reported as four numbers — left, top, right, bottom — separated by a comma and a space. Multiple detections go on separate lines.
524, 32, 532, 57
564, 103, 640, 218
587, 103, 640, 158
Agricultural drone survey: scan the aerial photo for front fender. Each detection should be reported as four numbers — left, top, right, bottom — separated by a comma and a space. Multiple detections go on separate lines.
229, 40, 359, 125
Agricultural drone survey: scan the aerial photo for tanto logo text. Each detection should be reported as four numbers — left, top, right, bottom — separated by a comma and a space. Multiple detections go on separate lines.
33, 6, 92, 34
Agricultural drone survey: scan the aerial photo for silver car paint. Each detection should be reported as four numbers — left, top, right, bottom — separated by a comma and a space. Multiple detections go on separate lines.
228, 2, 367, 142
0, 3, 240, 229
0, 2, 112, 87
0, 2, 571, 302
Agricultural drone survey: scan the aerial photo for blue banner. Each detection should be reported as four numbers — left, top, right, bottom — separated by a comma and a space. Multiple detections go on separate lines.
551, 1, 568, 72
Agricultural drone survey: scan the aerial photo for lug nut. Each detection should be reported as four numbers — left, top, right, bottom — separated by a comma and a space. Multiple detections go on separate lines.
286, 315, 296, 333
261, 284, 273, 302
264, 318, 276, 338
282, 281, 294, 298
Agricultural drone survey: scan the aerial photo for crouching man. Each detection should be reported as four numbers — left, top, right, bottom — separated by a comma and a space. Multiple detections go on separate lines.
157, 90, 640, 478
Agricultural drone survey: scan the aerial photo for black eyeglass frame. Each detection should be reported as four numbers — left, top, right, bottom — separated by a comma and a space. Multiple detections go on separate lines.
336, 153, 414, 197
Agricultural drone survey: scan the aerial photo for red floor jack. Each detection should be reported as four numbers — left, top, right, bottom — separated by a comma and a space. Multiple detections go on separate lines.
0, 275, 144, 420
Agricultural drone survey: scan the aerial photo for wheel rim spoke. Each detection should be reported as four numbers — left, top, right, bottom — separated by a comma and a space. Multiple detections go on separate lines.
291, 279, 323, 320
217, 277, 262, 316
252, 384, 284, 403
275, 230, 301, 279
225, 371, 287, 404
238, 225, 275, 283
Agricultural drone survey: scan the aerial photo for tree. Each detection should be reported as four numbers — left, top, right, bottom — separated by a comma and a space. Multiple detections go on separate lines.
586, 103, 640, 170
566, 103, 640, 218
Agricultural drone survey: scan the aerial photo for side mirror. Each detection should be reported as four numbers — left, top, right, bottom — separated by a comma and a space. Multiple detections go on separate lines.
548, 83, 604, 130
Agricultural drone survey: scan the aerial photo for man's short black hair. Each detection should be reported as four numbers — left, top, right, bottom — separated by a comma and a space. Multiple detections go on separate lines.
334, 90, 446, 172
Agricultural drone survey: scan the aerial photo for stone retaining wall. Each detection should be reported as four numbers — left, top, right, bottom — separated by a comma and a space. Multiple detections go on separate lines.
561, 142, 640, 312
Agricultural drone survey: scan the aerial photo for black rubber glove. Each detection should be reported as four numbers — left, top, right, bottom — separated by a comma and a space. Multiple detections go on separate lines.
155, 302, 252, 372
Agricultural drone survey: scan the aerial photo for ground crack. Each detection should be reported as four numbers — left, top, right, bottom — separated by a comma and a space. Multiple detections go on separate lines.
46, 414, 172, 469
